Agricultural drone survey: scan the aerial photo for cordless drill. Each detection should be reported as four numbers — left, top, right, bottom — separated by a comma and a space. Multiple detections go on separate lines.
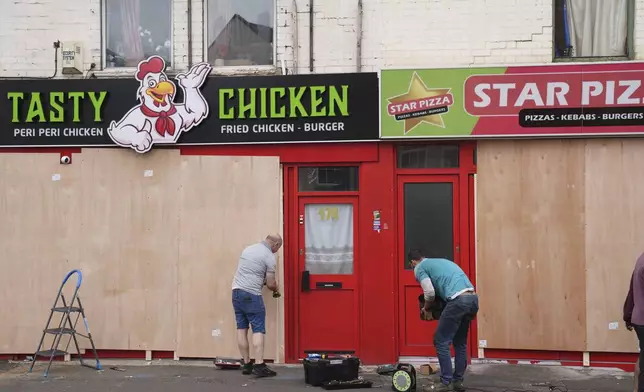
264, 279, 281, 298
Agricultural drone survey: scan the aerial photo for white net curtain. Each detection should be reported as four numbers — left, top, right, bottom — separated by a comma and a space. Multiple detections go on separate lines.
304, 204, 354, 275
105, 0, 172, 67
557, 0, 628, 58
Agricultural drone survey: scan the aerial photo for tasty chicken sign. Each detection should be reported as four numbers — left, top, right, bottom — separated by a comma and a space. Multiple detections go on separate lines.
108, 56, 212, 153
381, 62, 644, 138
0, 63, 379, 149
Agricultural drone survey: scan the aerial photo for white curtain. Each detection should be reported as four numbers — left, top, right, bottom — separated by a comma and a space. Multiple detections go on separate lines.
304, 204, 354, 275
118, 0, 143, 65
567, 0, 628, 57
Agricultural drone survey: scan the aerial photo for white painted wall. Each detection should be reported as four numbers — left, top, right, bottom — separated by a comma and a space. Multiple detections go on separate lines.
1, 0, 644, 78
277, 0, 644, 74
0, 0, 200, 78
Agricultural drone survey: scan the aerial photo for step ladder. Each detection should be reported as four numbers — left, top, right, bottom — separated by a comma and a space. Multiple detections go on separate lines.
28, 269, 102, 377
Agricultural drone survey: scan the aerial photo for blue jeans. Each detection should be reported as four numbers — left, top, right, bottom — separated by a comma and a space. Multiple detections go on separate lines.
232, 289, 266, 334
433, 293, 479, 384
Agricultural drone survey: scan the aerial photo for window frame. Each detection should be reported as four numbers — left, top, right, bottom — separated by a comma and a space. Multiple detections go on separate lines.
297, 166, 360, 193
202, 0, 278, 70
552, 0, 635, 62
396, 144, 460, 169
100, 0, 176, 71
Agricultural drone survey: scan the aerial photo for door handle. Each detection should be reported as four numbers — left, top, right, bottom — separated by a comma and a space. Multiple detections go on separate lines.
301, 270, 310, 292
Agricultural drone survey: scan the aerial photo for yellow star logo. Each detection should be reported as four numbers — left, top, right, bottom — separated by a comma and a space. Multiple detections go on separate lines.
387, 72, 452, 134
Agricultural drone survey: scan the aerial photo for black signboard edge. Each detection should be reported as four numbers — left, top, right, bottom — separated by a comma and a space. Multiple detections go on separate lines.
0, 139, 382, 149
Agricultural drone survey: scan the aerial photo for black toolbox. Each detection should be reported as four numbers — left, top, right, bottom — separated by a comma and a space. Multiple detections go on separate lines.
303, 356, 360, 386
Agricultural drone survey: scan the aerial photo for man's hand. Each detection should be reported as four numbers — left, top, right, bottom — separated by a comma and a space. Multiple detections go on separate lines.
627, 322, 634, 331
265, 272, 279, 294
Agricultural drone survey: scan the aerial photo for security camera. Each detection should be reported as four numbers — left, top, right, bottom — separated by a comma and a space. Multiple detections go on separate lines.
60, 155, 71, 165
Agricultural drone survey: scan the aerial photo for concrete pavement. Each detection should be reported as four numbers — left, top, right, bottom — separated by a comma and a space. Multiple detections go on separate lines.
0, 359, 636, 392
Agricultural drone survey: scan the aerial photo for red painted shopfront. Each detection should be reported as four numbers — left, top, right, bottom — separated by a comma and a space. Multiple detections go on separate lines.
185, 141, 478, 365
0, 141, 638, 370
1, 61, 641, 370
186, 140, 639, 370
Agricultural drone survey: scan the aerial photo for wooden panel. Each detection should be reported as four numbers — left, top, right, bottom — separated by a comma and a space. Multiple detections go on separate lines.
176, 155, 281, 359
585, 139, 642, 352
476, 140, 586, 351
75, 148, 181, 350
0, 154, 82, 354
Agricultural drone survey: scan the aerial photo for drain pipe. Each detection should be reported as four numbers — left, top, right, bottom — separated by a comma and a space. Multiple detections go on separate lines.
356, 0, 363, 72
187, 0, 193, 67
292, 0, 299, 74
309, 0, 314, 72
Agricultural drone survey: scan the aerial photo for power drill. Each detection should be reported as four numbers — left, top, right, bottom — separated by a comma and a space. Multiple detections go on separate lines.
264, 279, 281, 298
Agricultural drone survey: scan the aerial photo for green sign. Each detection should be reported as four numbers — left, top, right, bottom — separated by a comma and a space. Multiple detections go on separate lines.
380, 67, 506, 138
218, 86, 349, 119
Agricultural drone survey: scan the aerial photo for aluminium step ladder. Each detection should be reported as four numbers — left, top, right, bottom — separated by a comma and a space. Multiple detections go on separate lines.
28, 269, 102, 377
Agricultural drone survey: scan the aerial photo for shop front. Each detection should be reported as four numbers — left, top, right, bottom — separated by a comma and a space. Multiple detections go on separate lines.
379, 61, 644, 369
0, 58, 389, 364
3, 57, 644, 369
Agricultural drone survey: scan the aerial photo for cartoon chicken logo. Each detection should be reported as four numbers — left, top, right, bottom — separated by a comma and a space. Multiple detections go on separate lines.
107, 55, 212, 153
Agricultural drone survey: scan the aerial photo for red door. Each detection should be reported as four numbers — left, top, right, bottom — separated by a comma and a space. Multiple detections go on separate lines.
297, 196, 359, 357
397, 175, 461, 357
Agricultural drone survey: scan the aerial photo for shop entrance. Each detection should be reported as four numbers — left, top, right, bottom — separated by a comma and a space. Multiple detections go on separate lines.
289, 165, 361, 359
397, 175, 461, 356
297, 197, 359, 357
394, 143, 475, 358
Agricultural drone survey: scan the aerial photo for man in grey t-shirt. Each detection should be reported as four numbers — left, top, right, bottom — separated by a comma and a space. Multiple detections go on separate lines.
232, 234, 281, 378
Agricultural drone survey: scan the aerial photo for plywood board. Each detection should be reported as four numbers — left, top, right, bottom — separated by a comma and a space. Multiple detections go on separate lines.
0, 154, 82, 354
75, 148, 181, 351
476, 140, 586, 351
585, 139, 642, 352
176, 155, 281, 359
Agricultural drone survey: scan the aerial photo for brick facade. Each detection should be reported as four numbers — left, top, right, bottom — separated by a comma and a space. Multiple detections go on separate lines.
1, 0, 644, 78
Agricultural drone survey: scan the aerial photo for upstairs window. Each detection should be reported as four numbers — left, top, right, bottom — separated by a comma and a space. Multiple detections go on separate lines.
104, 0, 173, 68
206, 0, 275, 67
554, 0, 630, 59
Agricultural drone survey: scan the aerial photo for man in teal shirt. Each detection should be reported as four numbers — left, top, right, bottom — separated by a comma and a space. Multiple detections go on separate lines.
409, 249, 478, 392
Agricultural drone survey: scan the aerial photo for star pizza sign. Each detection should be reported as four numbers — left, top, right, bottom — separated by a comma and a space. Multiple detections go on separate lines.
386, 72, 454, 133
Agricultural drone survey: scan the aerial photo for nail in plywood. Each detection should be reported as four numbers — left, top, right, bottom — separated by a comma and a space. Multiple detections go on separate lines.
476, 139, 586, 351
74, 148, 181, 351
584, 139, 641, 352
176, 155, 281, 359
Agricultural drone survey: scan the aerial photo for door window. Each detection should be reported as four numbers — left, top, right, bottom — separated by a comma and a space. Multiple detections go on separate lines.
304, 203, 354, 275
403, 182, 454, 269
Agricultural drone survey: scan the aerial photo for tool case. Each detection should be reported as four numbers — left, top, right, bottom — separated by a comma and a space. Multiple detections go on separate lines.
304, 356, 361, 386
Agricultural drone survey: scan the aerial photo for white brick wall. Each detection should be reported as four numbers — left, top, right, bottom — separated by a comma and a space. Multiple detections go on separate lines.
0, 0, 102, 78
276, 0, 644, 74
1, 0, 644, 78
0, 0, 204, 78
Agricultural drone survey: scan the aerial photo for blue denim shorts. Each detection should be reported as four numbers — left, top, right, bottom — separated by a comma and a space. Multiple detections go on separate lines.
232, 289, 266, 334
